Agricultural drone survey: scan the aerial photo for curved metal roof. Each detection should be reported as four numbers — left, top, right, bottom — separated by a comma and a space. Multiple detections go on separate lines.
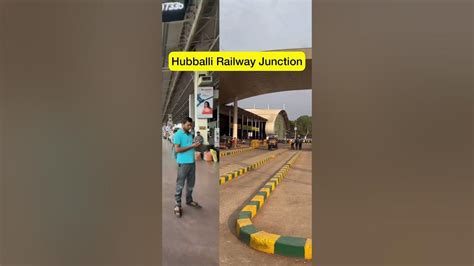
245, 109, 290, 135
220, 105, 267, 121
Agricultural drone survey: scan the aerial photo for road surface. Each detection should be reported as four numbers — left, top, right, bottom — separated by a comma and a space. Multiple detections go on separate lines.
219, 144, 312, 265
162, 142, 219, 266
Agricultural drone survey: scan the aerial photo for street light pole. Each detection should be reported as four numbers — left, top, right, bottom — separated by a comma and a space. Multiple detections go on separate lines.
294, 122, 297, 139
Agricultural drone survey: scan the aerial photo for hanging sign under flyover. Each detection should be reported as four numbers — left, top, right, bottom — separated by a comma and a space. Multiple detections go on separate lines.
195, 86, 214, 119
162, 0, 188, 22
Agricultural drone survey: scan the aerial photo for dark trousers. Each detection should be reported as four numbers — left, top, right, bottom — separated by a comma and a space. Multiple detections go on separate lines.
175, 163, 196, 206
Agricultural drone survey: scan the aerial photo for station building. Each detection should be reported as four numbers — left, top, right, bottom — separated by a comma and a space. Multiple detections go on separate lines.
220, 106, 290, 140
245, 108, 290, 139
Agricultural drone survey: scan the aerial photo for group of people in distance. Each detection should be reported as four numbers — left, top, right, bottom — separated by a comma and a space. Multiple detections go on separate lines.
290, 135, 304, 150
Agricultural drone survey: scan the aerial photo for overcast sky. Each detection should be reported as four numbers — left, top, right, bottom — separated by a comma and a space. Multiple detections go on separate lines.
220, 0, 312, 51
220, 0, 312, 120
238, 90, 312, 120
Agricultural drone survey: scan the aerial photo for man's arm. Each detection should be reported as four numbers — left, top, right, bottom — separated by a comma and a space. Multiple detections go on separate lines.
175, 143, 199, 153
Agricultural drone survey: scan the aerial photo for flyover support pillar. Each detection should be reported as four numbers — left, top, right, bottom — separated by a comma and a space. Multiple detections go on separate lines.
193, 71, 208, 144
232, 97, 238, 147
189, 94, 194, 119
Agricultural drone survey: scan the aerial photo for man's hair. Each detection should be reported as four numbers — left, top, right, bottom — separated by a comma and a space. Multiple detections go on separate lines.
196, 131, 200, 134
181, 117, 193, 124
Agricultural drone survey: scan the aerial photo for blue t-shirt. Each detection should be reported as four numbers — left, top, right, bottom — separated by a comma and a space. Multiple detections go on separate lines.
173, 129, 195, 164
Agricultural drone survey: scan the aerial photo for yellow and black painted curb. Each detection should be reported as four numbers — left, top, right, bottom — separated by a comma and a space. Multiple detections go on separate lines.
234, 152, 312, 260
219, 152, 280, 185
220, 147, 253, 158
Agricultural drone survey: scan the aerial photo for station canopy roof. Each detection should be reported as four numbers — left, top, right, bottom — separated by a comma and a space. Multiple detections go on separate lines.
220, 105, 267, 122
244, 108, 290, 129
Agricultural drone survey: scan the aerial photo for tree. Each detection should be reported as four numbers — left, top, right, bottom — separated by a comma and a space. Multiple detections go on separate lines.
288, 115, 312, 138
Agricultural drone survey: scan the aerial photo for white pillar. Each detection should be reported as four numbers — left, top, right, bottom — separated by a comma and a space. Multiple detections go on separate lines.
258, 120, 260, 139
194, 71, 208, 144
244, 116, 246, 139
189, 93, 194, 119
215, 90, 219, 129
232, 98, 238, 140
213, 89, 219, 146
228, 109, 231, 136
246, 116, 248, 139
252, 118, 255, 139
241, 114, 244, 139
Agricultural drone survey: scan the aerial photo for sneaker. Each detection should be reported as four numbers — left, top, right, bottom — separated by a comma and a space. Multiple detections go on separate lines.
174, 205, 182, 217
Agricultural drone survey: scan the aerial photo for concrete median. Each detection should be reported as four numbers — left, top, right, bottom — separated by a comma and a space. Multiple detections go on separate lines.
219, 147, 253, 158
219, 150, 286, 185
234, 152, 312, 260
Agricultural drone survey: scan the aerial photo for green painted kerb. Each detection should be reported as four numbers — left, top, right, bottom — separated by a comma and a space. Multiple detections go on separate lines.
275, 236, 307, 258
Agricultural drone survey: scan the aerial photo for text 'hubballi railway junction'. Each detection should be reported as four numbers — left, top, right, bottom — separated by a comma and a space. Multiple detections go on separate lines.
168, 52, 306, 71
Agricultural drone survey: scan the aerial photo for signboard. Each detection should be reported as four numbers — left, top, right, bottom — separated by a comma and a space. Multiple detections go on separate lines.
162, 0, 187, 22
195, 86, 214, 119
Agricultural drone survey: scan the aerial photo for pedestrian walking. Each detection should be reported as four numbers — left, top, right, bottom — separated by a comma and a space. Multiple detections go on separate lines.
194, 131, 205, 160
173, 117, 202, 217
296, 135, 303, 150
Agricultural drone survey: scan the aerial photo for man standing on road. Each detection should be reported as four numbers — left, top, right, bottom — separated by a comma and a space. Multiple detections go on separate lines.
296, 135, 303, 150
173, 117, 202, 217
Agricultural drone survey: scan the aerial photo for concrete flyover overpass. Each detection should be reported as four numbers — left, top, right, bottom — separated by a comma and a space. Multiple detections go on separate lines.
219, 48, 312, 105
162, 0, 219, 124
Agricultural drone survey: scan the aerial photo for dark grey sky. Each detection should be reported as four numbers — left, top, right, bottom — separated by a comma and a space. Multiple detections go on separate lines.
238, 90, 312, 120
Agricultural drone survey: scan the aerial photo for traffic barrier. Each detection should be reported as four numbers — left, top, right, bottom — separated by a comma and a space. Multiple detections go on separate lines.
219, 151, 284, 185
234, 152, 312, 260
250, 140, 261, 149
220, 147, 253, 158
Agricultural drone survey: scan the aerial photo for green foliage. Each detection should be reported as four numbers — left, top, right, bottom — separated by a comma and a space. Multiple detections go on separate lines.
288, 115, 312, 138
